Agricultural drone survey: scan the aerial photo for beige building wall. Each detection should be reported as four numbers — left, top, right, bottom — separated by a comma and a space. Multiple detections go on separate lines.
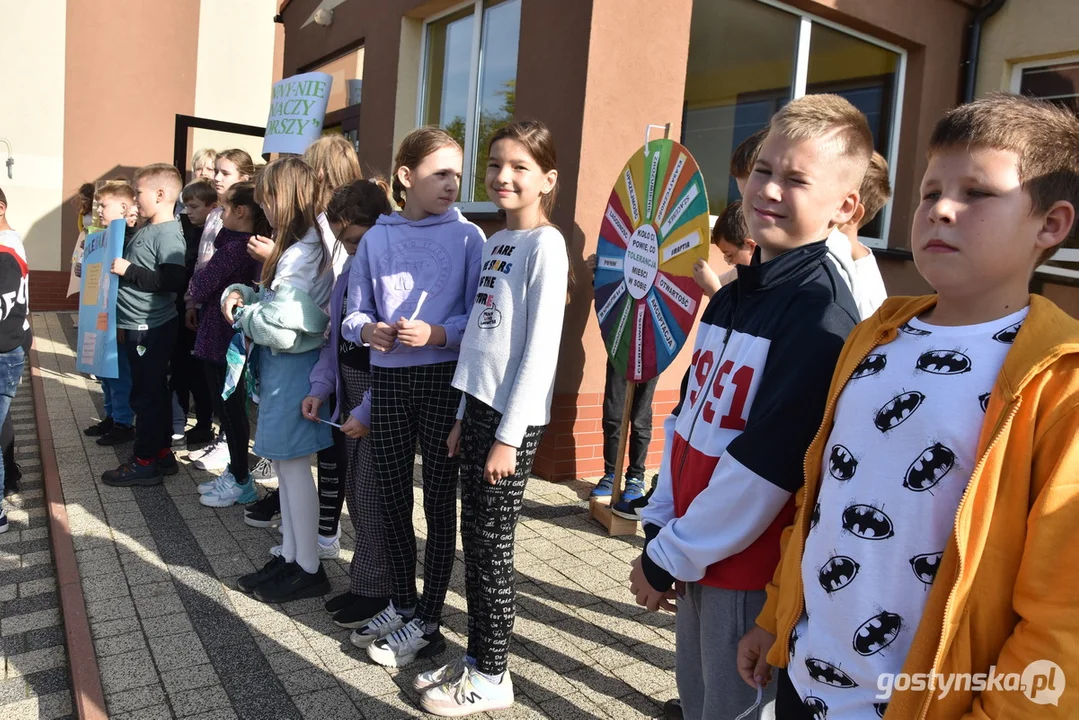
191, 0, 279, 164
976, 0, 1079, 96
0, 0, 68, 272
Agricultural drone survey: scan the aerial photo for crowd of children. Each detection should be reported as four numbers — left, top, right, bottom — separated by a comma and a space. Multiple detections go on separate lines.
14, 87, 1074, 719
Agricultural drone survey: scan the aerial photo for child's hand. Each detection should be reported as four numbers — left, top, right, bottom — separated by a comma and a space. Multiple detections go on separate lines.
693, 258, 721, 297
341, 416, 369, 438
74, 262, 82, 278
185, 308, 199, 331
110, 258, 131, 276
484, 441, 517, 484
222, 291, 245, 324
247, 234, 274, 262
736, 626, 777, 689
585, 253, 597, 272
446, 420, 462, 458
301, 396, 322, 422
363, 322, 397, 352
629, 556, 677, 613
395, 318, 432, 347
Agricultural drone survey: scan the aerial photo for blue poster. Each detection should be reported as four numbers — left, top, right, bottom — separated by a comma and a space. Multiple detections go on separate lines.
76, 219, 124, 378
262, 71, 333, 155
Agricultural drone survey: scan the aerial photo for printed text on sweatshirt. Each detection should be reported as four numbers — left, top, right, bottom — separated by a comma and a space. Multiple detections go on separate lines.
453, 226, 568, 447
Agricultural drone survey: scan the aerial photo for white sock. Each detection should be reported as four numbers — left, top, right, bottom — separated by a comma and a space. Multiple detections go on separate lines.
277, 456, 320, 574
475, 669, 504, 685
276, 469, 296, 564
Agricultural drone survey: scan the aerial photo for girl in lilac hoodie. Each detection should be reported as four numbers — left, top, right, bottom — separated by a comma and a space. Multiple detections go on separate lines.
342, 128, 485, 667
186, 182, 264, 507
302, 179, 394, 630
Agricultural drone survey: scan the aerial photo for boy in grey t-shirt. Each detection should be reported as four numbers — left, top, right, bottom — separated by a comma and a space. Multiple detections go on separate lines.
101, 164, 187, 488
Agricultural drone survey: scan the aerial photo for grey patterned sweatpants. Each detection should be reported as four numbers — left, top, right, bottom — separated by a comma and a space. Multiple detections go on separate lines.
339, 363, 391, 598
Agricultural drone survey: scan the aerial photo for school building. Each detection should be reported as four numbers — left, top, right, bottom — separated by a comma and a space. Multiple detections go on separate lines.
278, 0, 1079, 481
1, 0, 282, 310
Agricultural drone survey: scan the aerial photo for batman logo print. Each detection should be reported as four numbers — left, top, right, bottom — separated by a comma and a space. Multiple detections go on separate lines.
979, 392, 991, 412
899, 322, 932, 337
805, 657, 857, 688
874, 703, 888, 718
915, 350, 971, 375
804, 695, 828, 720
851, 353, 886, 380
789, 627, 799, 658
818, 555, 859, 593
810, 501, 821, 531
992, 321, 1023, 344
874, 391, 925, 432
910, 551, 943, 586
903, 442, 956, 492
853, 611, 902, 656
842, 503, 894, 540
828, 445, 857, 481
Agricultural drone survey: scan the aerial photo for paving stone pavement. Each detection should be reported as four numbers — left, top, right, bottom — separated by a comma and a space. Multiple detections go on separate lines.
34, 311, 677, 719
0, 356, 76, 720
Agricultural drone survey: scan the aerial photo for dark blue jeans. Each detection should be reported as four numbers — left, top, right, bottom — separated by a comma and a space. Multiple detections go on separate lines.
0, 346, 25, 498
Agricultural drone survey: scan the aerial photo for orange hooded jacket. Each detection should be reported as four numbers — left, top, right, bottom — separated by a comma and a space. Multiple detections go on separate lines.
758, 294, 1079, 718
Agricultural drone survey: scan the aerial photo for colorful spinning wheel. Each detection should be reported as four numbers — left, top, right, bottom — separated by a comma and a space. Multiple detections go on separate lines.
594, 138, 710, 382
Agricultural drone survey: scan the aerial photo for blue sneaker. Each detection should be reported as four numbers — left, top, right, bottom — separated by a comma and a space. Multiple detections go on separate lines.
611, 476, 646, 520
590, 474, 615, 498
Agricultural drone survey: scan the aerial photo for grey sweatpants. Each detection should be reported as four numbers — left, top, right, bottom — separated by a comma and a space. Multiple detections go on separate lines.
676, 583, 776, 720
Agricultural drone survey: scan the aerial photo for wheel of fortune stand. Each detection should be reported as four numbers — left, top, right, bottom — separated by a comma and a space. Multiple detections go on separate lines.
593, 138, 710, 382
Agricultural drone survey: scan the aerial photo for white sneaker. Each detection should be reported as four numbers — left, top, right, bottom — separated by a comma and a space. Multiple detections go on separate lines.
171, 433, 185, 447
367, 618, 446, 668
200, 474, 258, 508
415, 656, 474, 692
192, 439, 229, 471
251, 457, 276, 480
198, 468, 234, 494
268, 541, 339, 560
421, 667, 514, 716
350, 602, 407, 649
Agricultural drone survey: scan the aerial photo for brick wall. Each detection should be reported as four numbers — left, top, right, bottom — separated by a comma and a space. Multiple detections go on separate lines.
30, 271, 79, 311
534, 388, 680, 482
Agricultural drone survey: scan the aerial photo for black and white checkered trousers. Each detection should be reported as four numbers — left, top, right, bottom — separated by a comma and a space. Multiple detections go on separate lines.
338, 362, 391, 598
459, 395, 546, 674
371, 361, 461, 626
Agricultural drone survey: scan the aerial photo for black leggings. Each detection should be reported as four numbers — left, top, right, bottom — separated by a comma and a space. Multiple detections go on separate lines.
316, 429, 346, 537
459, 396, 545, 674
203, 360, 250, 479
776, 669, 816, 720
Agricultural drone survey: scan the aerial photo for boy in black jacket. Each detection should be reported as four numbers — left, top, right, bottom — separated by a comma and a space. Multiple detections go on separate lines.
629, 95, 868, 719
102, 164, 187, 487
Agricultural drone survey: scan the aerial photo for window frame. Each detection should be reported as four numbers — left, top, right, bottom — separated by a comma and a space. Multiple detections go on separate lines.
1010, 55, 1079, 278
417, 0, 508, 212
699, 0, 907, 250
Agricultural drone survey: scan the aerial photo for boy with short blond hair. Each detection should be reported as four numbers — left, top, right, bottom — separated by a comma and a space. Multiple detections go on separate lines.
630, 94, 865, 719
81, 180, 140, 446
101, 164, 187, 487
740, 92, 1079, 718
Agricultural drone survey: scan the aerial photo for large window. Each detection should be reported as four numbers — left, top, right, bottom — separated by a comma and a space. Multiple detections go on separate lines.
1012, 56, 1079, 279
420, 0, 520, 204
684, 0, 904, 247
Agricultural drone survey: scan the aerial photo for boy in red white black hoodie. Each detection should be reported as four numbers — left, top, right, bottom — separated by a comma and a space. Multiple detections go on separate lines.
0, 186, 29, 533
628, 95, 869, 720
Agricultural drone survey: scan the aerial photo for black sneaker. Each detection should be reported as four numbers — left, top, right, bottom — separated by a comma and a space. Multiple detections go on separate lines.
84, 417, 114, 437
158, 452, 179, 476
101, 460, 162, 487
324, 591, 360, 614
244, 489, 281, 528
3, 463, 19, 497
333, 596, 390, 629
254, 562, 330, 604
237, 556, 288, 594
96, 423, 135, 446
663, 699, 682, 720
185, 425, 215, 446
